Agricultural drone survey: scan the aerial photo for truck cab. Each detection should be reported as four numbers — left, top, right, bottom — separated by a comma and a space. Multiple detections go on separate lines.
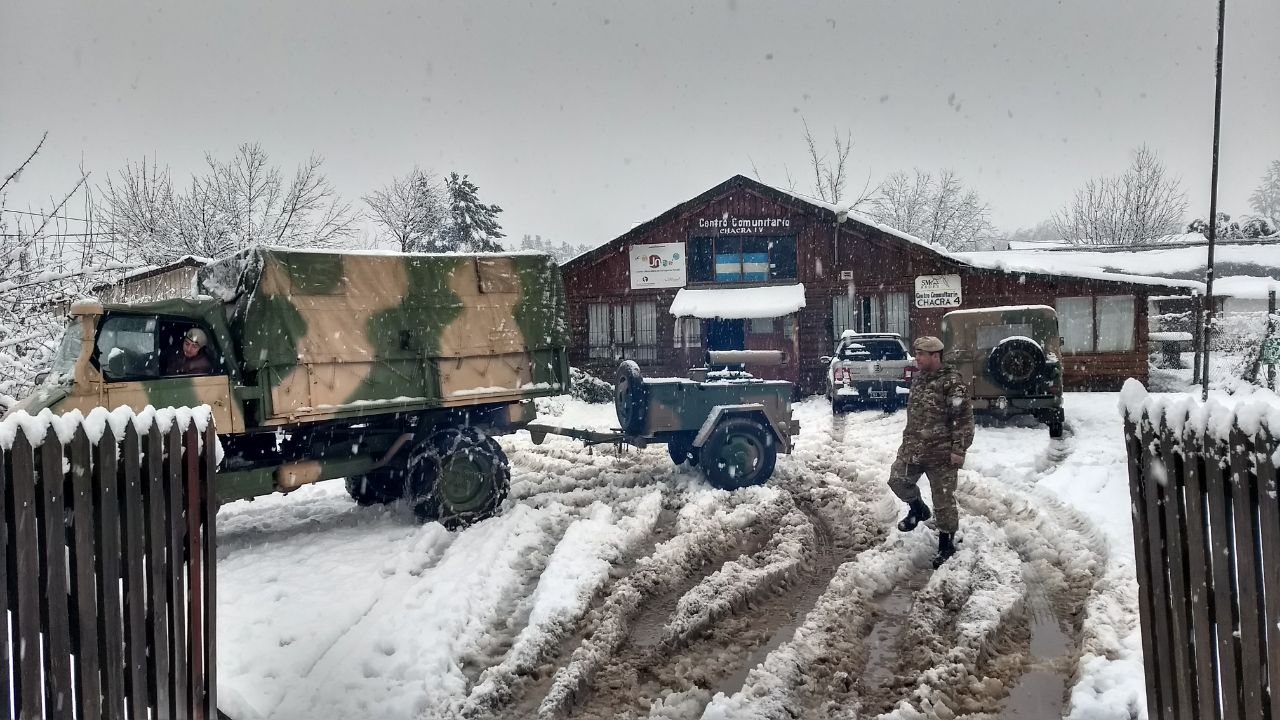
9, 298, 246, 433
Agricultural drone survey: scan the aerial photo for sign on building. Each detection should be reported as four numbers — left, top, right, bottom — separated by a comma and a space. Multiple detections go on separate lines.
630, 243, 687, 289
914, 274, 963, 308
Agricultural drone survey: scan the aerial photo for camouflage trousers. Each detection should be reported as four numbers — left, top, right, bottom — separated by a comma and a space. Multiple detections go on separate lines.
887, 459, 958, 534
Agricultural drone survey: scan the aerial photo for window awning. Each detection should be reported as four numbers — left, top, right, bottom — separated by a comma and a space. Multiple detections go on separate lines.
669, 283, 806, 319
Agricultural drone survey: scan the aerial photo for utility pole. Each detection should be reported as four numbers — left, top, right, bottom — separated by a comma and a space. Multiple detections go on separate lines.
1200, 0, 1227, 400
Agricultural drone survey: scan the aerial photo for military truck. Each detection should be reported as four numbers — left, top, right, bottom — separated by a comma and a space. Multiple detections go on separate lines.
941, 305, 1065, 438
527, 351, 799, 489
7, 247, 570, 527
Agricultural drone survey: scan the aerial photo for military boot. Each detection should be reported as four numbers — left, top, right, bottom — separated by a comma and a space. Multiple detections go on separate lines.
897, 499, 932, 532
932, 533, 956, 569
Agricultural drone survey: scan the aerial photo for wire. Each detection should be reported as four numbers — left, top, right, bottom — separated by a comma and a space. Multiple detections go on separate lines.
0, 208, 91, 222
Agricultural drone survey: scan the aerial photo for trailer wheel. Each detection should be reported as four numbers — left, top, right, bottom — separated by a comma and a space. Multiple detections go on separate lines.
406, 427, 510, 529
701, 416, 776, 490
668, 434, 698, 466
345, 469, 404, 506
614, 360, 649, 435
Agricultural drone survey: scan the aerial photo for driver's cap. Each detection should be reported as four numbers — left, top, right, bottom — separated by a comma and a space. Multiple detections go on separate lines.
184, 328, 208, 348
912, 336, 944, 353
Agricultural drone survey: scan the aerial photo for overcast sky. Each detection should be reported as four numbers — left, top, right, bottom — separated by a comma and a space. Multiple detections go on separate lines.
3, 0, 1278, 248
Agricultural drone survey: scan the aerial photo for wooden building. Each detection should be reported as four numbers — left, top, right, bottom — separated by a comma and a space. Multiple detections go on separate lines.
560, 175, 1201, 395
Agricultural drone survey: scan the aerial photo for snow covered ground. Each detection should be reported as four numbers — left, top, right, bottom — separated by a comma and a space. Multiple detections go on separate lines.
216, 392, 1153, 720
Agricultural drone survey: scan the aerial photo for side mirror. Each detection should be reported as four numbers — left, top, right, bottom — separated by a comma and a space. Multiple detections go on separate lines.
819, 356, 832, 365
34, 370, 50, 385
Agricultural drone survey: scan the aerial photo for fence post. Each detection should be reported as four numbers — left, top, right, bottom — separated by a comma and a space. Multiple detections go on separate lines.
204, 421, 219, 718
1229, 427, 1267, 718
94, 424, 128, 718
1126, 413, 1165, 717
1255, 429, 1280, 720
12, 431, 44, 716
40, 436, 74, 715
1269, 289, 1276, 391
1205, 433, 1244, 717
1179, 424, 1219, 720
70, 426, 103, 720
0, 432, 9, 720
146, 424, 173, 720
121, 421, 152, 715
1157, 421, 1196, 717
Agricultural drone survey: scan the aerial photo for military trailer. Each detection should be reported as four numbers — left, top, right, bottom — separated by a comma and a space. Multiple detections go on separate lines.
7, 247, 570, 527
940, 305, 1065, 438
527, 351, 799, 489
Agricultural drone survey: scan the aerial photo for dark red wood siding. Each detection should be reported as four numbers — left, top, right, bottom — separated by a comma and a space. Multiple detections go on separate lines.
562, 177, 1178, 394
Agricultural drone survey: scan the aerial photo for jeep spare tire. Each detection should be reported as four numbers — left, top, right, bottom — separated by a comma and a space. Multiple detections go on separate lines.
986, 337, 1046, 392
614, 360, 649, 435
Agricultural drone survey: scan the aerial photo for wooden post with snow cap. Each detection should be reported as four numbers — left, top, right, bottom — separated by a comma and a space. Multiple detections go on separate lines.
1269, 289, 1276, 390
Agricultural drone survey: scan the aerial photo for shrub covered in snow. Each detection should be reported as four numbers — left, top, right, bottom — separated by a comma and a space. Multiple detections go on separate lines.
569, 366, 614, 404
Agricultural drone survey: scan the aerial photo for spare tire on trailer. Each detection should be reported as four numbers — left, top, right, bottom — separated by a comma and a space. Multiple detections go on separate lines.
614, 360, 649, 435
986, 337, 1047, 392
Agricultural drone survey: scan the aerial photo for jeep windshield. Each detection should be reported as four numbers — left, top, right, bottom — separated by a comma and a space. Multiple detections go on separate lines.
45, 319, 84, 385
837, 339, 906, 361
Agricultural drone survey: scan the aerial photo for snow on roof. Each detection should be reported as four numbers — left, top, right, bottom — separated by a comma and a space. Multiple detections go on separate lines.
757, 181, 1208, 290
1214, 275, 1280, 299
669, 283, 806, 319
956, 242, 1280, 295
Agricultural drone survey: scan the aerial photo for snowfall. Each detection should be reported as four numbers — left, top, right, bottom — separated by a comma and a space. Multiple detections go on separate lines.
205, 379, 1264, 720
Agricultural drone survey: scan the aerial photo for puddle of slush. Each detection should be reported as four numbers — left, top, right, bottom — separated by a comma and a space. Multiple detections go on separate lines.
999, 587, 1070, 719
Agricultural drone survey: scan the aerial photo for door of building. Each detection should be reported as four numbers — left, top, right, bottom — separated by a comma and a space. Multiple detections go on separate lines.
706, 318, 745, 352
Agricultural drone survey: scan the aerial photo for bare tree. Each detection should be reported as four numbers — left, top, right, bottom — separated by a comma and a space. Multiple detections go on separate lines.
801, 119, 874, 208
1, 134, 126, 402
364, 168, 448, 252
866, 169, 996, 251
1053, 145, 1188, 245
97, 143, 357, 264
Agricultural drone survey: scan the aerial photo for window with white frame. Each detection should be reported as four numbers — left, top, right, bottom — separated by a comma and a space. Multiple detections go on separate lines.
673, 317, 703, 349
833, 292, 911, 341
1056, 295, 1134, 353
589, 301, 659, 361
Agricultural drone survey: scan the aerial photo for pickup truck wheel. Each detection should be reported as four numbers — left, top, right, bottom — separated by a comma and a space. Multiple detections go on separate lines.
345, 470, 404, 506
701, 417, 776, 490
408, 428, 510, 529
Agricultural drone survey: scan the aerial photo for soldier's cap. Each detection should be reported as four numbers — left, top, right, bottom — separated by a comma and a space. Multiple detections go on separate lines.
912, 336, 944, 353
184, 327, 208, 348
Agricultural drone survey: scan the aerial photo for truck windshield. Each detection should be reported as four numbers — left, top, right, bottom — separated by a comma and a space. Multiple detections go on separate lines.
46, 319, 84, 384
838, 339, 906, 361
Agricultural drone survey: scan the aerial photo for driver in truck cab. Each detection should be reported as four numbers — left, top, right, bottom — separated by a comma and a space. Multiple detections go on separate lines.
166, 327, 214, 376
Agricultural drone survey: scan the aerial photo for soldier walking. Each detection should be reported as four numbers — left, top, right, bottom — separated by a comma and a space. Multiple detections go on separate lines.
889, 336, 974, 568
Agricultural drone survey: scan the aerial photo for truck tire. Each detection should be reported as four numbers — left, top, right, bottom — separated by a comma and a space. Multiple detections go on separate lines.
345, 470, 404, 506
701, 416, 777, 490
614, 360, 649, 435
986, 338, 1046, 392
407, 427, 510, 529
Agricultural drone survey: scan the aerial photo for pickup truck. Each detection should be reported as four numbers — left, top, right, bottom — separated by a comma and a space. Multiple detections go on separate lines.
820, 331, 915, 413
6, 247, 570, 527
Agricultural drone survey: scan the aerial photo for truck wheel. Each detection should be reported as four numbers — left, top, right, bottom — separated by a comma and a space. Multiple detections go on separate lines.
407, 427, 511, 529
614, 361, 649, 435
987, 338, 1046, 392
345, 470, 404, 506
701, 417, 776, 490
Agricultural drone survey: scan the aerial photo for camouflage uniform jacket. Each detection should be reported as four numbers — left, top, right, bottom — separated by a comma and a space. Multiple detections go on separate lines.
897, 364, 975, 465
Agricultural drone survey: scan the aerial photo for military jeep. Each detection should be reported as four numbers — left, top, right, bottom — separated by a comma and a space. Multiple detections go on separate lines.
528, 350, 799, 489
941, 305, 1065, 438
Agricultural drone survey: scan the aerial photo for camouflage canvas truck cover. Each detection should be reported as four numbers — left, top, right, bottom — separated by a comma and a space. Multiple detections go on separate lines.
940, 305, 1064, 438
7, 247, 570, 527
